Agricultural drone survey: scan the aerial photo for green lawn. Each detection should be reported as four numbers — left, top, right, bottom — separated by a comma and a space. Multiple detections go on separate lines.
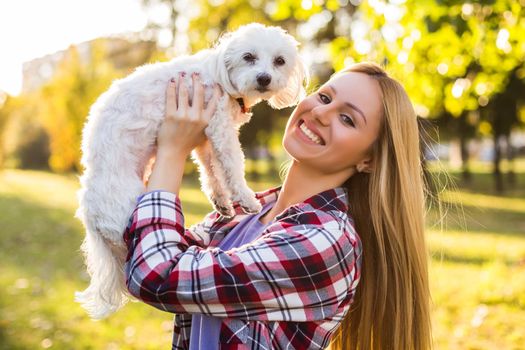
0, 167, 524, 349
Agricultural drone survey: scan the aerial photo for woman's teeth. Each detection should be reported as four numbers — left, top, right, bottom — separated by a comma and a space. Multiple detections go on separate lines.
299, 122, 322, 145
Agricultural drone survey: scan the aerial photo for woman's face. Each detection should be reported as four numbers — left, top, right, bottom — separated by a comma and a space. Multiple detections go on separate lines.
283, 71, 383, 177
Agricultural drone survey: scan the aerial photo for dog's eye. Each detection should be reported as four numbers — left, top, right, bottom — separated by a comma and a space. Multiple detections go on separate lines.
274, 56, 286, 66
243, 53, 256, 63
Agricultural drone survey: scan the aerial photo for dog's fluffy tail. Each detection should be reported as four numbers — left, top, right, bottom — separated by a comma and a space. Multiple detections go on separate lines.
75, 229, 128, 319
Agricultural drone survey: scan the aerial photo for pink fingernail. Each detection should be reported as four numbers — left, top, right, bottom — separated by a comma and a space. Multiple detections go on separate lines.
181, 72, 186, 77
170, 78, 175, 82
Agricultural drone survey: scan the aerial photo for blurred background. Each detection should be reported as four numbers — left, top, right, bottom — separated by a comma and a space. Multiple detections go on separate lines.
0, 0, 524, 349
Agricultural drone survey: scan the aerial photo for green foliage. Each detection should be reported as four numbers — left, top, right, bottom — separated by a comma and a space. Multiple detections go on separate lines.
187, 0, 273, 52
0, 93, 50, 169
10, 121, 49, 170
330, 0, 524, 120
0, 94, 8, 167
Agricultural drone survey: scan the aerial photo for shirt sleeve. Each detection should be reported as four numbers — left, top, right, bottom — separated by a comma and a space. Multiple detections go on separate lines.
126, 190, 221, 248
124, 191, 361, 322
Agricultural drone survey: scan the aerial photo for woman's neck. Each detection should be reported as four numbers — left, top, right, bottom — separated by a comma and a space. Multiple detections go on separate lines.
259, 160, 354, 224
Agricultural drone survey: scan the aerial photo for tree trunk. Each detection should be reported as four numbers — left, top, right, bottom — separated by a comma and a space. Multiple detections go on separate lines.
493, 133, 504, 193
459, 113, 471, 183
506, 134, 516, 186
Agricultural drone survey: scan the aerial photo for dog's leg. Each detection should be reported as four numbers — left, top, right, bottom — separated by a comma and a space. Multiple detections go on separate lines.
192, 141, 235, 217
206, 96, 262, 214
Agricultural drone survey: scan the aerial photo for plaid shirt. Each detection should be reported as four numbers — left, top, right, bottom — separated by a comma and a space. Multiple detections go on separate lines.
124, 186, 362, 349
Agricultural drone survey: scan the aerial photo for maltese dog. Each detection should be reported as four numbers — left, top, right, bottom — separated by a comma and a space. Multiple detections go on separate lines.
75, 23, 307, 319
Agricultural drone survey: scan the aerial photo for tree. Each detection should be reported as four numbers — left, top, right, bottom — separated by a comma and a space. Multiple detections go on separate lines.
0, 92, 10, 168
483, 68, 525, 191
0, 92, 50, 169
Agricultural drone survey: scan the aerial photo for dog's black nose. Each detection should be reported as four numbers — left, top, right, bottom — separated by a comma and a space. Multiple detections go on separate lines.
256, 73, 271, 87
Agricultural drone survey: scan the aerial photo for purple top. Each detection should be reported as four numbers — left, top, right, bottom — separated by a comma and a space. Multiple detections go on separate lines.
188, 202, 274, 350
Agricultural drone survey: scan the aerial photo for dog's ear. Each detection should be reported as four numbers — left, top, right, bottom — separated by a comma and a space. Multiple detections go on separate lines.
268, 56, 309, 109
211, 32, 238, 96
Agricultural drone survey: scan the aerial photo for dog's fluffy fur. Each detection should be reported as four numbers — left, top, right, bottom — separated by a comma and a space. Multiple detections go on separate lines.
75, 23, 307, 319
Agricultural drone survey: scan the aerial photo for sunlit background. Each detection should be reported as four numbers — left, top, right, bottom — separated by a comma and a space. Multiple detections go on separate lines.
0, 0, 147, 95
0, 0, 524, 349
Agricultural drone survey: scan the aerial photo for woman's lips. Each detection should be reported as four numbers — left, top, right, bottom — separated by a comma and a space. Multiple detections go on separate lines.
297, 119, 325, 145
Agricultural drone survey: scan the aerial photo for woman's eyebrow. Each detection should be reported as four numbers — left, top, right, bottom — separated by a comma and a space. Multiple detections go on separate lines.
328, 85, 368, 125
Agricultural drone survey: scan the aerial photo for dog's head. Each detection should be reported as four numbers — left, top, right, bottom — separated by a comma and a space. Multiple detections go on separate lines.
214, 23, 308, 109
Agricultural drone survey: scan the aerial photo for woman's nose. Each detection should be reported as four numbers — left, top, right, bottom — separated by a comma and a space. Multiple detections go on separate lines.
312, 105, 331, 126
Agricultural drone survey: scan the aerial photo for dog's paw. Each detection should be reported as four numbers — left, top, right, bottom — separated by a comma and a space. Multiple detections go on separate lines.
212, 199, 235, 218
239, 197, 262, 215
217, 205, 235, 218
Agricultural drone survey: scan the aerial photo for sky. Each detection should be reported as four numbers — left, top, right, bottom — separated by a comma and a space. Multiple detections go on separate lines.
0, 0, 148, 95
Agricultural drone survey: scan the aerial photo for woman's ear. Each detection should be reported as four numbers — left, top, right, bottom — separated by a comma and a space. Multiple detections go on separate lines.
356, 158, 373, 173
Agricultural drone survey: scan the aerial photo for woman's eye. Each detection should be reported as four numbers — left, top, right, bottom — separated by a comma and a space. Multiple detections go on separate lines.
319, 93, 330, 104
340, 114, 355, 127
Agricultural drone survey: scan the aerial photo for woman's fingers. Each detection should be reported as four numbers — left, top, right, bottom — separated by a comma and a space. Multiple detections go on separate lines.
177, 73, 189, 115
168, 73, 221, 125
165, 78, 177, 117
191, 73, 204, 119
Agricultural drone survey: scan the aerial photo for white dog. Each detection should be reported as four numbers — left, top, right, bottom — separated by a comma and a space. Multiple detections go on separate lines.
75, 23, 307, 319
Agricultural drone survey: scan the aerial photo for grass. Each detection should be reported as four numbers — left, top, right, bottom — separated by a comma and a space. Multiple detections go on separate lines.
425, 161, 525, 350
0, 165, 524, 349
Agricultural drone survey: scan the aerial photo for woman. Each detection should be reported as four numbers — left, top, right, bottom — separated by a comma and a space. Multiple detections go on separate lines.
124, 62, 432, 350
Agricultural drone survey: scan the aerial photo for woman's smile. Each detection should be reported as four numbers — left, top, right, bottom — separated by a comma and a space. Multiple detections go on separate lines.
296, 119, 325, 145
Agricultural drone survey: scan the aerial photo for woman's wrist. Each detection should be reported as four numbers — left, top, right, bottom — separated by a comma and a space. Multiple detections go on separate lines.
156, 144, 192, 161
146, 148, 189, 194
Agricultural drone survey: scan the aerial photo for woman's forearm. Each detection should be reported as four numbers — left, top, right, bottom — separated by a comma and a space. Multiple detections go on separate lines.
146, 149, 189, 194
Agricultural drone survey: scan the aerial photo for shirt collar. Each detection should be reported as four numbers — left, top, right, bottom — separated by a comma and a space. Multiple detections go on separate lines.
217, 185, 348, 226
254, 185, 349, 217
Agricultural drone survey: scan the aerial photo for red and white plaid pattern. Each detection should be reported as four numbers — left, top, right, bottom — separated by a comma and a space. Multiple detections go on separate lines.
124, 186, 362, 349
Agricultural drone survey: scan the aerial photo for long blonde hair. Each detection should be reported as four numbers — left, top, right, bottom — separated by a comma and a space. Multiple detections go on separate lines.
329, 62, 432, 350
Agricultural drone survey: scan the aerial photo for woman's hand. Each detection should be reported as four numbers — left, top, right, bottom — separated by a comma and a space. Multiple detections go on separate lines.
157, 72, 222, 158
146, 73, 222, 194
